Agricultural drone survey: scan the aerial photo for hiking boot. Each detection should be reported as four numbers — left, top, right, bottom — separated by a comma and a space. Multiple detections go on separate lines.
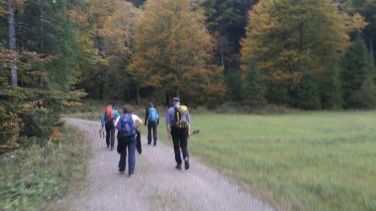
176, 164, 182, 170
184, 159, 190, 170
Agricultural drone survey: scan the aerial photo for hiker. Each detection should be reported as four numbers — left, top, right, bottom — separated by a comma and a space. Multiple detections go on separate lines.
144, 102, 159, 146
116, 105, 142, 176
166, 97, 191, 170
101, 104, 120, 150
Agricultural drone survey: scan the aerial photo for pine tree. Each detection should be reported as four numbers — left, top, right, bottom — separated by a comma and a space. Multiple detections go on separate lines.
342, 36, 376, 108
7, 0, 17, 87
241, 57, 266, 105
202, 0, 257, 101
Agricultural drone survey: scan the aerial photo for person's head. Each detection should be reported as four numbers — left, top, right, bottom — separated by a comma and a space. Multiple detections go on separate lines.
149, 102, 154, 108
172, 97, 180, 107
123, 104, 133, 114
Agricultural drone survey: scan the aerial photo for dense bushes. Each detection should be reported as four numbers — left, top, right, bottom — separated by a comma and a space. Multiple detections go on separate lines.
0, 87, 84, 150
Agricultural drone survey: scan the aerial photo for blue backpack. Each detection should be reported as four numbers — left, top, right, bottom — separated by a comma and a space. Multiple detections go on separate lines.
148, 107, 159, 122
118, 114, 135, 137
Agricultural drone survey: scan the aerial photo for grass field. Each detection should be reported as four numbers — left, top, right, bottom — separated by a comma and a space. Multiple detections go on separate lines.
178, 111, 376, 211
67, 108, 376, 210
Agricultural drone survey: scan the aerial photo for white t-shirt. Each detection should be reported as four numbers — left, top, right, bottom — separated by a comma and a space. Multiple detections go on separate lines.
114, 114, 142, 128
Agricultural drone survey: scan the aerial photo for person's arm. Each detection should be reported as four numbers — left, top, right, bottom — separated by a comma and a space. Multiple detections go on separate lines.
165, 110, 172, 139
187, 112, 192, 137
114, 116, 120, 129
156, 109, 160, 125
114, 110, 120, 118
133, 115, 143, 129
101, 113, 105, 128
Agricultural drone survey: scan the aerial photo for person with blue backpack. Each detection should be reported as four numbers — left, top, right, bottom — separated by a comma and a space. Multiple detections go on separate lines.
144, 102, 159, 146
101, 104, 120, 150
115, 104, 142, 176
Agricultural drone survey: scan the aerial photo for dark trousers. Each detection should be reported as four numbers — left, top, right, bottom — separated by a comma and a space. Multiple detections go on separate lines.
147, 121, 158, 145
105, 122, 115, 148
118, 135, 136, 174
171, 127, 189, 164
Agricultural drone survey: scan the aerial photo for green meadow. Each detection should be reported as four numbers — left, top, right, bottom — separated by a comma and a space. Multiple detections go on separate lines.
145, 111, 376, 211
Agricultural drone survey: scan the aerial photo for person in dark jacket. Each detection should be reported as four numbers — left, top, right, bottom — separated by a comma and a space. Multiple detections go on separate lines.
144, 102, 159, 146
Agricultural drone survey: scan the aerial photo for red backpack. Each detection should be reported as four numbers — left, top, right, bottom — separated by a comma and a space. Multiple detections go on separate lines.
105, 105, 114, 121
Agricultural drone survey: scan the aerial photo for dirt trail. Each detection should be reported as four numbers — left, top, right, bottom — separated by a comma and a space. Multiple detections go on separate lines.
64, 118, 274, 211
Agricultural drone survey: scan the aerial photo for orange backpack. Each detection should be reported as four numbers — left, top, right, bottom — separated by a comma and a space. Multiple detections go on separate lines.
105, 105, 114, 121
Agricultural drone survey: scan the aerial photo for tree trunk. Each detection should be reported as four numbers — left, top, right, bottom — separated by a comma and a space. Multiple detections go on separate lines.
135, 87, 140, 105
370, 38, 374, 58
165, 91, 170, 107
8, 0, 17, 87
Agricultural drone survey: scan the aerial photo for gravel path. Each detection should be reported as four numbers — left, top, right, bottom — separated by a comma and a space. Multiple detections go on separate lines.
64, 118, 274, 211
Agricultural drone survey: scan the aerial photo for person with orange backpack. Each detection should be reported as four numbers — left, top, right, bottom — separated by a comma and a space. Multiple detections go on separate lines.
101, 103, 120, 150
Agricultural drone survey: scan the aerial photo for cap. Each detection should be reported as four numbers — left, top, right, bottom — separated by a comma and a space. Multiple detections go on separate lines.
172, 97, 180, 102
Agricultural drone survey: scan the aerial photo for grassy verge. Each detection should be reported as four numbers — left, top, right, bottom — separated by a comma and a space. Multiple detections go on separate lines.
0, 126, 90, 210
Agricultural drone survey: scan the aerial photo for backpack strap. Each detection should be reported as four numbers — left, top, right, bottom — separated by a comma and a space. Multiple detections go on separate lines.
126, 113, 135, 135
174, 107, 180, 127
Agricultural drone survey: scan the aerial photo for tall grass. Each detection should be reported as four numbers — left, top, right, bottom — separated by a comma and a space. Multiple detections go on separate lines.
0, 126, 90, 210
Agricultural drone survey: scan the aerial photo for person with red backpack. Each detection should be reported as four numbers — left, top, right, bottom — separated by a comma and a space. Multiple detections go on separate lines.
115, 104, 142, 176
166, 97, 192, 170
144, 102, 159, 146
101, 103, 120, 150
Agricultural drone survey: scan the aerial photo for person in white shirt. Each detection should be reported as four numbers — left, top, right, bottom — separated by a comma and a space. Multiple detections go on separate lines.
115, 105, 142, 176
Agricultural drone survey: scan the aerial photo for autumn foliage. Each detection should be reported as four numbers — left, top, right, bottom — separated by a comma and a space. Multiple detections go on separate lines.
241, 0, 368, 109
129, 0, 222, 100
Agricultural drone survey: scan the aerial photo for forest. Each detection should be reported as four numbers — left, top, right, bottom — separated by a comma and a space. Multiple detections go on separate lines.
1, 0, 376, 145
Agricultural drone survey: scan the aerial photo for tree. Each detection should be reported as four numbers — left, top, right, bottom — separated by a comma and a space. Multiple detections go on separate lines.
342, 36, 376, 108
241, 0, 363, 108
352, 0, 376, 58
8, 0, 17, 87
126, 0, 146, 7
181, 66, 227, 105
70, 0, 139, 101
241, 57, 266, 105
129, 0, 214, 102
17, 0, 83, 91
98, 1, 139, 100
0, 0, 87, 147
202, 0, 257, 100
